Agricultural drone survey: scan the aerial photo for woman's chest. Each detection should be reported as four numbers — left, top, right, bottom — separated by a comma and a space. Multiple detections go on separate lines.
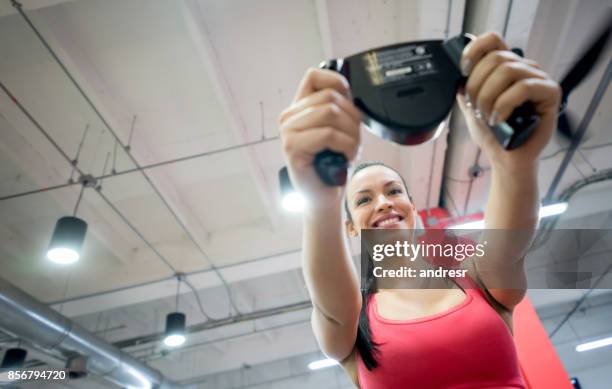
374, 288, 468, 322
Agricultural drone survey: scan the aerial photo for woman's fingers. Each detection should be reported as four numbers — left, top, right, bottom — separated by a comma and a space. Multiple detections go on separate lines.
491, 78, 562, 125
464, 50, 522, 103
293, 68, 351, 102
476, 62, 549, 123
282, 102, 361, 141
461, 31, 509, 76
280, 88, 361, 126
462, 32, 552, 125
283, 126, 360, 162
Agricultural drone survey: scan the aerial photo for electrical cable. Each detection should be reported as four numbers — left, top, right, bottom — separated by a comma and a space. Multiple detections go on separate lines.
73, 184, 85, 216
0, 136, 279, 201
183, 277, 213, 321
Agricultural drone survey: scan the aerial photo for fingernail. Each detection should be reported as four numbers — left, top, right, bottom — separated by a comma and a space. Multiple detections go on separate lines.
465, 93, 472, 108
488, 111, 498, 127
461, 58, 472, 77
474, 109, 483, 120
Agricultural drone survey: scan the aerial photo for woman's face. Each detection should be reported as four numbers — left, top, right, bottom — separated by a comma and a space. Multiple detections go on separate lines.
346, 165, 416, 237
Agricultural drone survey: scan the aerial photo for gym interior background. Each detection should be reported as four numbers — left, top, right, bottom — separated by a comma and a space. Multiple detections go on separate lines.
0, 0, 611, 388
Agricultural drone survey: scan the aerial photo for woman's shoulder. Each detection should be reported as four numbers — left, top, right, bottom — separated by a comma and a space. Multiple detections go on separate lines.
459, 261, 515, 330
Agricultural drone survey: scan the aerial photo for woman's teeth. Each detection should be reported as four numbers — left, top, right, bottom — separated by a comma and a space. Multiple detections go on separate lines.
378, 217, 401, 227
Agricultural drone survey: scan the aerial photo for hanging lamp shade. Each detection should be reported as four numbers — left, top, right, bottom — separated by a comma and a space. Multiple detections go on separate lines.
1, 347, 27, 369
278, 167, 305, 212
47, 216, 87, 264
163, 312, 186, 347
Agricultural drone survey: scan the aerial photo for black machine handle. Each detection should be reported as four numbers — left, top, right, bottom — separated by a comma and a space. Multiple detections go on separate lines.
313, 59, 350, 186
313, 60, 350, 186
443, 36, 541, 150
314, 36, 540, 186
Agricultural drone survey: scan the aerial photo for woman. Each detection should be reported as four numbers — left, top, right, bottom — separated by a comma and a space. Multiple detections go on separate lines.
279, 31, 560, 388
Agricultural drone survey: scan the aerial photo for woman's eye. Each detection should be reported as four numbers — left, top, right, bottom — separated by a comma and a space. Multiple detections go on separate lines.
356, 197, 369, 206
389, 188, 402, 195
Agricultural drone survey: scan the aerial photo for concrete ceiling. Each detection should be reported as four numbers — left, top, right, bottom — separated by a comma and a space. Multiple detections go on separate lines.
1, 0, 611, 387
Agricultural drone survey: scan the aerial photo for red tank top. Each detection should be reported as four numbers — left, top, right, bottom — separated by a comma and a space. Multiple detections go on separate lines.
356, 277, 525, 389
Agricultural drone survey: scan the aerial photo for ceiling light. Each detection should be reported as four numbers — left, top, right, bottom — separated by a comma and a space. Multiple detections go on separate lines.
282, 192, 306, 212
307, 358, 339, 370
575, 335, 612, 352
47, 184, 89, 264
163, 313, 186, 348
538, 202, 568, 218
449, 220, 485, 230
163, 276, 187, 348
1, 347, 27, 369
279, 166, 306, 212
47, 216, 87, 264
449, 202, 569, 229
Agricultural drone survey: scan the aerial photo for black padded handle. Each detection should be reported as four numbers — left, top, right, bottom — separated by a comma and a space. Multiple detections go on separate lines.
313, 60, 349, 186
491, 101, 540, 150
314, 149, 349, 186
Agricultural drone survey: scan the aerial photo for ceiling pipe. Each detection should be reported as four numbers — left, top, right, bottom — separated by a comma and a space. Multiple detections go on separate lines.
0, 276, 186, 389
544, 58, 611, 203
112, 300, 312, 350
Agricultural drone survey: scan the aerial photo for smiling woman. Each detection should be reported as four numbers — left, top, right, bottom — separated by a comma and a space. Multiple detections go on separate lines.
344, 162, 414, 230
278, 30, 563, 388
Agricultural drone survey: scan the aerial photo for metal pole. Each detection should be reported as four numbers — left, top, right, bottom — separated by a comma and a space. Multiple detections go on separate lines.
544, 59, 612, 203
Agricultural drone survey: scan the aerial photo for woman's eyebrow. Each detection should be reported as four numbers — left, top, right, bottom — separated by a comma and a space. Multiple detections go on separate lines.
355, 180, 399, 195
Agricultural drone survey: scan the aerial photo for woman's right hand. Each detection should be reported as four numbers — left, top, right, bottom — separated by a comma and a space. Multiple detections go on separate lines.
278, 68, 362, 211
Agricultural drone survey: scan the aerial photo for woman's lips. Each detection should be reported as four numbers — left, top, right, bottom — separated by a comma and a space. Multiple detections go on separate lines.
373, 215, 404, 228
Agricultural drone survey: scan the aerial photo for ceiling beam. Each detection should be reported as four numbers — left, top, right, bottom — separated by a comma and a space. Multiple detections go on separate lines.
50, 249, 302, 317
28, 5, 215, 266
179, 0, 281, 232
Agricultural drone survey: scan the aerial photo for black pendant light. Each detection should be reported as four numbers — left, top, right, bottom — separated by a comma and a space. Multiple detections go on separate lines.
47, 184, 88, 264
278, 166, 305, 212
163, 276, 186, 347
1, 347, 27, 369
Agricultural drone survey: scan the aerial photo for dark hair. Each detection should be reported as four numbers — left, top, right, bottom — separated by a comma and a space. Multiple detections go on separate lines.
345, 162, 412, 370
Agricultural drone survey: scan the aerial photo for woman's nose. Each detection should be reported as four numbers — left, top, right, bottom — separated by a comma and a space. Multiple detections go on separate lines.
374, 195, 393, 212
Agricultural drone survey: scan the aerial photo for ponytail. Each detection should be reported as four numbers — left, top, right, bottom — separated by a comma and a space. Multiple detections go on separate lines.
356, 256, 380, 370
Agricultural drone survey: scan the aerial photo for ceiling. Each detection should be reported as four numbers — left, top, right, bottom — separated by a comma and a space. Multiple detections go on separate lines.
0, 0, 611, 388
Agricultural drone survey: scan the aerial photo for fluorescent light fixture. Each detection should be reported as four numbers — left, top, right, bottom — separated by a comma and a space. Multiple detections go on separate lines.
449, 202, 568, 229
308, 358, 339, 370
575, 336, 612, 352
282, 191, 306, 212
538, 202, 568, 218
47, 247, 80, 264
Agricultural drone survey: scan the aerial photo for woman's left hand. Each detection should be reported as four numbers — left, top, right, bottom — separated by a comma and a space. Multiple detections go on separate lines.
457, 31, 561, 171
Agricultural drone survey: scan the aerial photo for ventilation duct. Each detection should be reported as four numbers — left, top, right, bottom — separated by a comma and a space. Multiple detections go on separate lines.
0, 277, 185, 389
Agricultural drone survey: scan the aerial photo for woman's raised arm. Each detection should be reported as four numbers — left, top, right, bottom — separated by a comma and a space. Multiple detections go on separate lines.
279, 68, 363, 361
457, 31, 561, 310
